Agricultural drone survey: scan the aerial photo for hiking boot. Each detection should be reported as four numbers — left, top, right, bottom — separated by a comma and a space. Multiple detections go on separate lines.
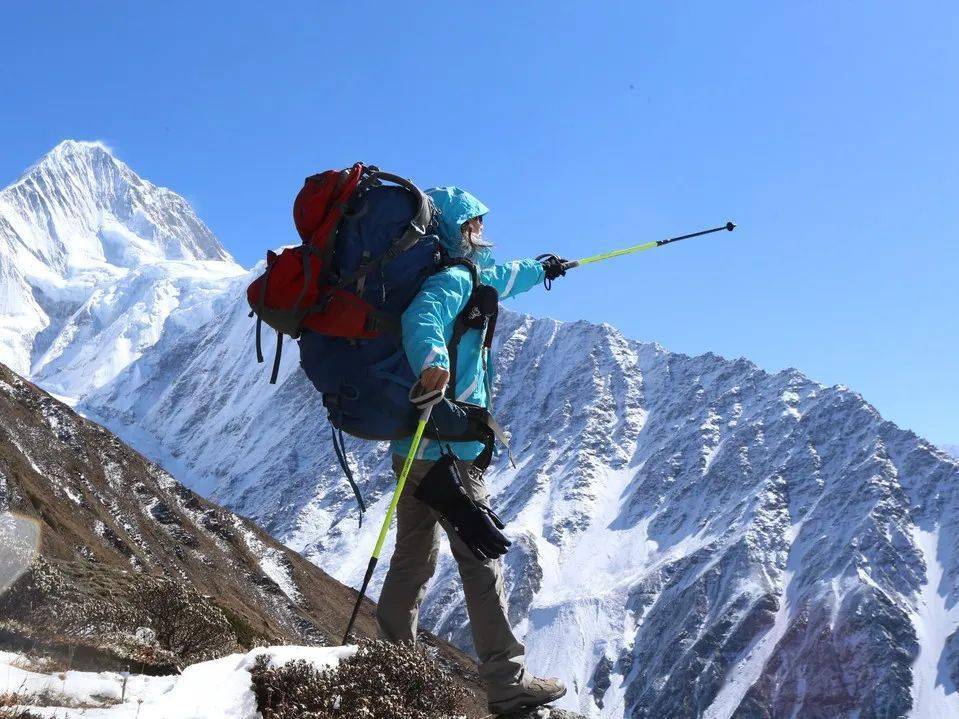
488, 676, 567, 715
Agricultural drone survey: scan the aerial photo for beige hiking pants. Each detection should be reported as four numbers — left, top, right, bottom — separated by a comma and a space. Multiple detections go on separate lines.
376, 455, 527, 698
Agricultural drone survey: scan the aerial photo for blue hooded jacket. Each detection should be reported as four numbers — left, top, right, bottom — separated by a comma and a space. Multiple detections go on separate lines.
390, 187, 544, 461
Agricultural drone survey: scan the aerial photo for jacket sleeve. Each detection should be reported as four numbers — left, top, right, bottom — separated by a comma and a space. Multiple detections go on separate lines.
481, 258, 545, 300
401, 267, 473, 373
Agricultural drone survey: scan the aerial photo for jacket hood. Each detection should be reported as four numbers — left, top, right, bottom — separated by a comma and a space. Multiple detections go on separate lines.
426, 186, 490, 257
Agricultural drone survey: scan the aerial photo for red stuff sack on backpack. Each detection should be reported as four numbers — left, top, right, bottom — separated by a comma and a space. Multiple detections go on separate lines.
246, 163, 366, 383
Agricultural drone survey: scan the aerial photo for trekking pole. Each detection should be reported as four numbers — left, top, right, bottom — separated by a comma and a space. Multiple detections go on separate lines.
561, 221, 736, 270
342, 382, 446, 645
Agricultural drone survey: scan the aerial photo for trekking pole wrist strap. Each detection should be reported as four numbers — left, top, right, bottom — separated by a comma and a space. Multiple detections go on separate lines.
409, 382, 445, 410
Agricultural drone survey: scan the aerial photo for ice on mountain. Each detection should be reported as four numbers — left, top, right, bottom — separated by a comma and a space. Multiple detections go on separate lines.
909, 526, 959, 718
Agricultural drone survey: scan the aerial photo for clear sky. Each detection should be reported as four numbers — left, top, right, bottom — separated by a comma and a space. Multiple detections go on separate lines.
2, 2, 957, 444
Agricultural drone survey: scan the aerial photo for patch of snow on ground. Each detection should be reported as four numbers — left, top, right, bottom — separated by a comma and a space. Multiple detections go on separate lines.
0, 645, 354, 719
0, 649, 176, 716
235, 518, 302, 602
909, 527, 959, 718
7, 435, 44, 477
63, 484, 83, 505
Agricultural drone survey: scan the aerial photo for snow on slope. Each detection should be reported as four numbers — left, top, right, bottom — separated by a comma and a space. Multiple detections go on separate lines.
909, 527, 959, 718
4, 144, 959, 718
0, 140, 244, 393
0, 646, 352, 719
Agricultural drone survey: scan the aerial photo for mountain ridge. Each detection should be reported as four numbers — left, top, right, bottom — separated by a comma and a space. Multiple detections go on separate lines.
80, 294, 959, 718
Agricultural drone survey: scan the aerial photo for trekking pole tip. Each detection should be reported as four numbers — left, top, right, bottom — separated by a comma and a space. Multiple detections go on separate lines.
725, 221, 737, 232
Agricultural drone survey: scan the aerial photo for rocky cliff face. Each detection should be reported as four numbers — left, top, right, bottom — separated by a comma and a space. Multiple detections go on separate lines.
3, 142, 958, 718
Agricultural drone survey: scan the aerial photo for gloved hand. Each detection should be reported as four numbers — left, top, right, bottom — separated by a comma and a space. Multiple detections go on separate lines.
414, 452, 511, 560
537, 254, 568, 290
450, 502, 510, 561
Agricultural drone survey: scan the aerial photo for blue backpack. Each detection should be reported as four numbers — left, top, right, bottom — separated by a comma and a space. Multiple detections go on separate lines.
290, 167, 501, 521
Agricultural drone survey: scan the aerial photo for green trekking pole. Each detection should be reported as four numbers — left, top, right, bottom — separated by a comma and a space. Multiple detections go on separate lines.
342, 382, 445, 645
560, 221, 736, 271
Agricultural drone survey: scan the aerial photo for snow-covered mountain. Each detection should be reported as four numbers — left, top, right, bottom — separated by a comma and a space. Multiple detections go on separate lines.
0, 140, 244, 397
942, 444, 959, 460
3, 142, 959, 718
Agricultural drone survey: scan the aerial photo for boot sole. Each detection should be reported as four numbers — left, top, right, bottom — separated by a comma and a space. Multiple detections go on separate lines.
487, 685, 567, 716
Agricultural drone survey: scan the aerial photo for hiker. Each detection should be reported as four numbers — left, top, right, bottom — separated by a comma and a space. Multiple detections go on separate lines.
376, 186, 568, 714
256, 167, 730, 713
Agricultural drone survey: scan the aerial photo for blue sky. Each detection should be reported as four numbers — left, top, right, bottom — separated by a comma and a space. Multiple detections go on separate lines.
2, 2, 957, 444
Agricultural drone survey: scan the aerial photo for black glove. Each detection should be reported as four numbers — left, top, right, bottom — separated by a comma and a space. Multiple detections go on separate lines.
536, 254, 568, 290
413, 452, 511, 561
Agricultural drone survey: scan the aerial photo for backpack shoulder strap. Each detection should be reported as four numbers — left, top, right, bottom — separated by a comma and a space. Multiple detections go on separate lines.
435, 257, 479, 397
438, 258, 501, 401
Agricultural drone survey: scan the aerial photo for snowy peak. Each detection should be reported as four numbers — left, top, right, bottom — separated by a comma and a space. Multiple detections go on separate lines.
2, 140, 232, 274
0, 140, 243, 393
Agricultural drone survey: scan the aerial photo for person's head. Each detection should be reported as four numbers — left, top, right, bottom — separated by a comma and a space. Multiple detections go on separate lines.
426, 186, 493, 264
460, 215, 489, 252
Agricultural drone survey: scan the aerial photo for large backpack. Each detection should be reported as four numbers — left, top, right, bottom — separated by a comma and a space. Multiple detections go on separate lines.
246, 165, 504, 521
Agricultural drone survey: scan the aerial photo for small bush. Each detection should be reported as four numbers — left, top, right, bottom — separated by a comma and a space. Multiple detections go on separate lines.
251, 640, 468, 719
10, 654, 62, 673
128, 577, 238, 663
0, 708, 42, 719
0, 559, 237, 666
0, 688, 115, 710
